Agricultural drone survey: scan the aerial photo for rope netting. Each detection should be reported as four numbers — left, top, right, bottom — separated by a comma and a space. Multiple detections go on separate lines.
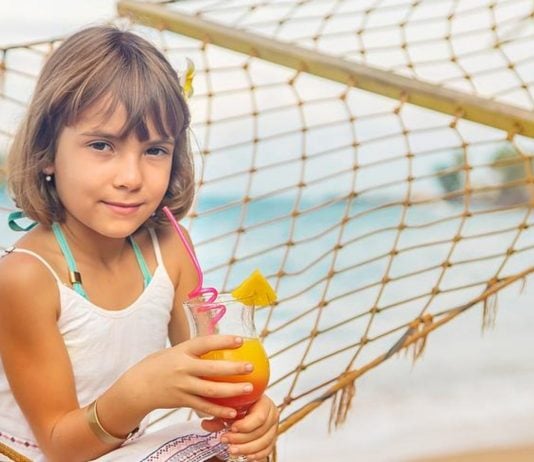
1, 0, 534, 445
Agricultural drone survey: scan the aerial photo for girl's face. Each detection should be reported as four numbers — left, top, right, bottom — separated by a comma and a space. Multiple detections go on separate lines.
49, 100, 174, 239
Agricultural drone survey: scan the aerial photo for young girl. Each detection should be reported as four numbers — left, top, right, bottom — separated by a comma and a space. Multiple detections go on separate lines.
0, 26, 278, 462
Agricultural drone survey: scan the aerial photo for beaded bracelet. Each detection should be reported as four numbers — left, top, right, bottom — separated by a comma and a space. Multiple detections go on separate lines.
86, 400, 139, 445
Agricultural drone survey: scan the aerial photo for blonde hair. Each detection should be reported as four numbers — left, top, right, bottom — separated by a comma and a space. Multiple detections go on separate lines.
7, 25, 193, 228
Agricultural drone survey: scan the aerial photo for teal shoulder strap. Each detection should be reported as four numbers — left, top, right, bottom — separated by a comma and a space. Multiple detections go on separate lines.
51, 223, 88, 298
8, 211, 38, 232
128, 236, 152, 288
51, 223, 152, 299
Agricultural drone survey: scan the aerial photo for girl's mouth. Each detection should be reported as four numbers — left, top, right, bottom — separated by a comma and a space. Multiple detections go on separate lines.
103, 201, 142, 215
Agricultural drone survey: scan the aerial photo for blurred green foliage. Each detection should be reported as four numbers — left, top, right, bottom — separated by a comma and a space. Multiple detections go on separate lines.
434, 143, 533, 205
490, 143, 533, 205
490, 143, 534, 183
433, 150, 464, 198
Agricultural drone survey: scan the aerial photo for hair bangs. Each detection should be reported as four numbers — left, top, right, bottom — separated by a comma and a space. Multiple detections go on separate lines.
115, 53, 188, 141
64, 41, 187, 143
113, 75, 185, 142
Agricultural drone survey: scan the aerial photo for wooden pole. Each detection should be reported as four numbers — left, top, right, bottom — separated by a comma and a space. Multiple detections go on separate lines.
117, 0, 534, 138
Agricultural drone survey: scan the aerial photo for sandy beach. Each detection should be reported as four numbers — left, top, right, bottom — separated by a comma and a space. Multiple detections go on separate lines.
412, 445, 534, 462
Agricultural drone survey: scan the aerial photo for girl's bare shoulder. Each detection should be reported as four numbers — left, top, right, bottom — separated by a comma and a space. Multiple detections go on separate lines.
147, 224, 197, 286
0, 228, 61, 318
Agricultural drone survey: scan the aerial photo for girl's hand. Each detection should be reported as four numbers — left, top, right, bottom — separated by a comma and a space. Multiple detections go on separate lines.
201, 395, 279, 461
127, 335, 253, 421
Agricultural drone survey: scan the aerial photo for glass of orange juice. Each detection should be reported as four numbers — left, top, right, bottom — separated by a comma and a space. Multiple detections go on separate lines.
184, 294, 270, 460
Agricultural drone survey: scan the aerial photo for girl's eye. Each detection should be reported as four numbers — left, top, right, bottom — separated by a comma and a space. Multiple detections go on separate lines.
146, 147, 168, 156
89, 141, 112, 152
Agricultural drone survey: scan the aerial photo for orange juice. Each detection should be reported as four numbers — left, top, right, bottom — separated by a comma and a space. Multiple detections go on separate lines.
201, 337, 270, 411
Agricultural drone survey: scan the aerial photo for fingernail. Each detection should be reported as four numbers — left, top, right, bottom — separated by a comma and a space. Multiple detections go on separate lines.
244, 363, 254, 372
234, 336, 243, 344
220, 437, 229, 445
227, 409, 237, 418
243, 384, 253, 393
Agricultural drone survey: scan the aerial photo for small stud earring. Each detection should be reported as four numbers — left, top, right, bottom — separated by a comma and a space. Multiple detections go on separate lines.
45, 175, 52, 182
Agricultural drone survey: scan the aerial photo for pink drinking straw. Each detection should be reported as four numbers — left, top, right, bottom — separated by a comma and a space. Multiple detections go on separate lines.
162, 207, 226, 332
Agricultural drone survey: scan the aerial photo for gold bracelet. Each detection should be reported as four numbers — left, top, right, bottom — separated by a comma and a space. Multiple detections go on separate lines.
86, 400, 138, 445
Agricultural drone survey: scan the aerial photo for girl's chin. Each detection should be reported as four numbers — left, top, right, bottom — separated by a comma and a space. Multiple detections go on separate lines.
79, 221, 148, 239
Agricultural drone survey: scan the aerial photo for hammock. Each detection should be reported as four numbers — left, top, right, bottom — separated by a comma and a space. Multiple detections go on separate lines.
1, 0, 534, 459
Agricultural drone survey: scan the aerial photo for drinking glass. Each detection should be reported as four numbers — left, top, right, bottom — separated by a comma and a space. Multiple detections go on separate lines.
184, 294, 270, 461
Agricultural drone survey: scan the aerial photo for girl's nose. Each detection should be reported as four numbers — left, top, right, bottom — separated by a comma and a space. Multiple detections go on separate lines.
113, 155, 143, 190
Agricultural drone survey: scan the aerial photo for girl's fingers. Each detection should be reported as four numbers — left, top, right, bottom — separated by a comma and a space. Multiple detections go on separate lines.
230, 397, 278, 435
190, 358, 253, 377
226, 420, 278, 458
230, 409, 267, 435
201, 417, 226, 433
223, 400, 278, 443
221, 397, 279, 458
185, 335, 243, 356
224, 408, 274, 445
248, 443, 277, 462
185, 395, 238, 420
187, 376, 254, 399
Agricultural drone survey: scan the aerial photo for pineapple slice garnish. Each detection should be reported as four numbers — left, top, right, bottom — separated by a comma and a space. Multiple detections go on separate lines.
232, 270, 277, 307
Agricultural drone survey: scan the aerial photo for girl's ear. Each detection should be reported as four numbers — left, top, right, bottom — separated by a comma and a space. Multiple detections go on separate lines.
43, 166, 55, 175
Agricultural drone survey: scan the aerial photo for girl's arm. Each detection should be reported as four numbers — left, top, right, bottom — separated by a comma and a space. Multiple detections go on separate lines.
0, 253, 143, 461
0, 250, 250, 462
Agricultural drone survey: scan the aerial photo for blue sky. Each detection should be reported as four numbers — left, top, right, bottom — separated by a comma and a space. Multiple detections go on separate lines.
0, 0, 116, 45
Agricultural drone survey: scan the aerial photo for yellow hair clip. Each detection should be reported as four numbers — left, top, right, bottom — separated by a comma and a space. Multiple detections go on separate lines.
180, 58, 195, 99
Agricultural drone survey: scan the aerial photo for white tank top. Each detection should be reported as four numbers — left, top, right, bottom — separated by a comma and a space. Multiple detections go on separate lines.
0, 229, 175, 460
